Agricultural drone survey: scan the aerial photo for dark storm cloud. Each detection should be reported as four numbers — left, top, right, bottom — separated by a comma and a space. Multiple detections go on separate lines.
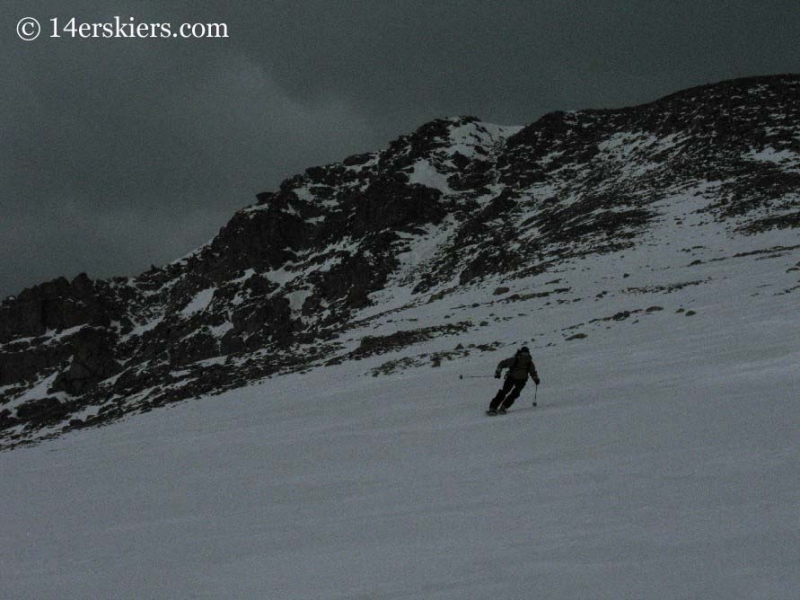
2, 0, 799, 297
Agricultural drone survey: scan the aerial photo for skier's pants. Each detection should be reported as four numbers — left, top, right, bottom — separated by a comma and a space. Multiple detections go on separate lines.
490, 378, 527, 410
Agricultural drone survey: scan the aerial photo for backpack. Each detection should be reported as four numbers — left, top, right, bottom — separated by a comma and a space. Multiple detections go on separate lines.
510, 350, 532, 379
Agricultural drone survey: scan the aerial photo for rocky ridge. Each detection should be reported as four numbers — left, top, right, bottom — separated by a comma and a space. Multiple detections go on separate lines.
2, 74, 799, 448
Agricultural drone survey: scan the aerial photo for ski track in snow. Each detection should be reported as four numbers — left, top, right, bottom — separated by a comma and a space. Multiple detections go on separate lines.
2, 209, 799, 599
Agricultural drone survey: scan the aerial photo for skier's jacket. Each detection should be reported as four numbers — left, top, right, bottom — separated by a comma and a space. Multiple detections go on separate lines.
496, 348, 538, 382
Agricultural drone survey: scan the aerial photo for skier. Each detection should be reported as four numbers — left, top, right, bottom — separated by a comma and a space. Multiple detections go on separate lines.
487, 346, 540, 415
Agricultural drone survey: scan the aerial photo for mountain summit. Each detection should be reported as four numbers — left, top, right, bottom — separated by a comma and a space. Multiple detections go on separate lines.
2, 74, 799, 447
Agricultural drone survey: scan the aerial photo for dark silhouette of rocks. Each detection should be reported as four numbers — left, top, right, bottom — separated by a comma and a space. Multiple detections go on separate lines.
2, 74, 798, 447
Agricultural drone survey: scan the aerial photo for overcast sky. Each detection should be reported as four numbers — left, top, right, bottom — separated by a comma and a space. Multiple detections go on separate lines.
2, 1, 799, 298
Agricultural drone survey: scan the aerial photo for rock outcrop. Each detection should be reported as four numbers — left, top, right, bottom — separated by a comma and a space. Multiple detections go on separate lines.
2, 74, 799, 447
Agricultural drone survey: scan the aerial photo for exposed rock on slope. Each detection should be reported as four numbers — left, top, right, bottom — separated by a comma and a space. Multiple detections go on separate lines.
2, 74, 799, 448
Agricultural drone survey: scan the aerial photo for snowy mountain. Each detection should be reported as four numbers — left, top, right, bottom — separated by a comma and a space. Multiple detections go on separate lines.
1, 75, 799, 599
1, 74, 799, 448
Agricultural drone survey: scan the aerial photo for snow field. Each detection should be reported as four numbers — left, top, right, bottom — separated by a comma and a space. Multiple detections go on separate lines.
2, 262, 798, 599
2, 212, 799, 598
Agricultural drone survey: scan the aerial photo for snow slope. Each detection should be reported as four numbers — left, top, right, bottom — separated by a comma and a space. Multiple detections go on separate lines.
4, 76, 800, 443
2, 212, 798, 599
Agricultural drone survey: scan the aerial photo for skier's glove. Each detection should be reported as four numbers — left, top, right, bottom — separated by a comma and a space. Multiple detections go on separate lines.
533, 377, 541, 386
494, 371, 501, 379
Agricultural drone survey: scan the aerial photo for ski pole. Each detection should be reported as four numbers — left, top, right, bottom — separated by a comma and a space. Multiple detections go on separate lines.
533, 384, 538, 407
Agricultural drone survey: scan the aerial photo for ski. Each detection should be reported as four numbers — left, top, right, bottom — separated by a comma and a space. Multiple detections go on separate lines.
486, 404, 539, 416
